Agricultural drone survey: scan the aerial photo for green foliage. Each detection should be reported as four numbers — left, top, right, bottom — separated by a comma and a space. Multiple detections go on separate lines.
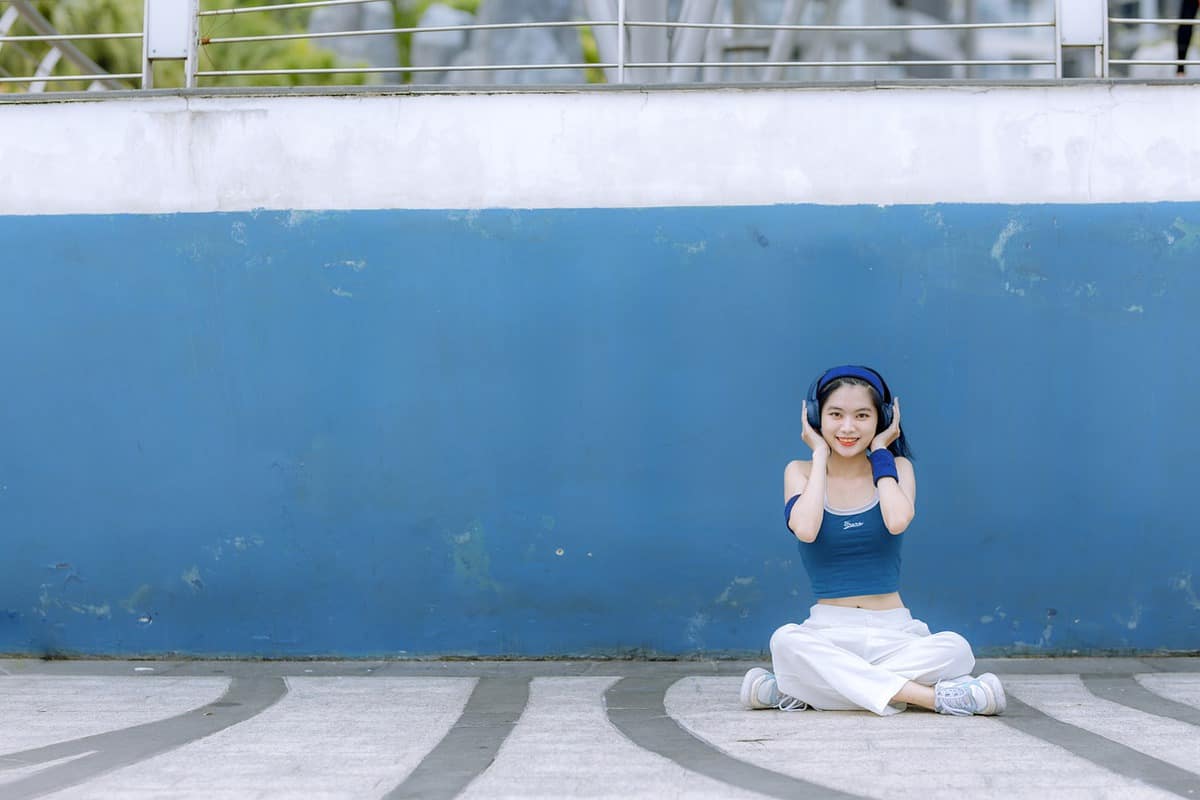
578, 26, 606, 84
0, 0, 378, 92
197, 0, 367, 87
0, 0, 144, 92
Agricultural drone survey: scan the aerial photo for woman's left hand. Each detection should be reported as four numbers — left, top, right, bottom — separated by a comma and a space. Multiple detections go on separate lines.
870, 397, 901, 452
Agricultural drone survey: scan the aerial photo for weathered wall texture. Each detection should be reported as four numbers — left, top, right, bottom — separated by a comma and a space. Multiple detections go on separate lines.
4, 84, 1200, 213
1, 86, 1197, 657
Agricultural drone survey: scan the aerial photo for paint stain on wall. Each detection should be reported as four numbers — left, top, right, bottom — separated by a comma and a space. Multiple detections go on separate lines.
324, 259, 366, 271
652, 226, 708, 257
1012, 608, 1058, 650
206, 534, 266, 561
686, 612, 709, 648
283, 210, 327, 228
748, 226, 770, 247
32, 564, 112, 622
990, 219, 1024, 273
181, 566, 204, 593
1170, 218, 1200, 249
979, 606, 1007, 624
1113, 600, 1143, 631
34, 584, 112, 621
450, 521, 500, 592
120, 584, 153, 614
67, 602, 111, 619
1170, 572, 1200, 610
714, 576, 759, 618
714, 576, 756, 605
447, 209, 522, 240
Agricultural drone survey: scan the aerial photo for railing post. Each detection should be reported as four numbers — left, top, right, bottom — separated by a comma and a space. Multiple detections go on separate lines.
1053, 0, 1063, 78
185, 0, 199, 89
617, 0, 626, 83
142, 0, 198, 89
1057, 0, 1105, 78
1101, 1, 1110, 78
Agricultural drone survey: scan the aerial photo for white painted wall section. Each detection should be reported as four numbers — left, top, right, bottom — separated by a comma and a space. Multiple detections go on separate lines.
2, 84, 1200, 214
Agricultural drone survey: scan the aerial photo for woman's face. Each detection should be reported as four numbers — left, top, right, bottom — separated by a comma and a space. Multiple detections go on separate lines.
820, 383, 878, 457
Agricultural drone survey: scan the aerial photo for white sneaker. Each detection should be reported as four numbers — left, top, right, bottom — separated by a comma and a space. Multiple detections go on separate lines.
740, 667, 806, 711
935, 673, 1006, 716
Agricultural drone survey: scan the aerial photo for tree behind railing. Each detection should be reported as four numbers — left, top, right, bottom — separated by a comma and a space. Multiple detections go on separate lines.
0, 0, 370, 92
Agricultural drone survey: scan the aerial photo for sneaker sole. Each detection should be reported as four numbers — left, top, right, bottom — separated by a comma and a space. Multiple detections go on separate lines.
979, 673, 1006, 715
740, 667, 770, 709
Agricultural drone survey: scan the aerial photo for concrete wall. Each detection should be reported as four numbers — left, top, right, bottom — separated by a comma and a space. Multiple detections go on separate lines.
2, 85, 1198, 657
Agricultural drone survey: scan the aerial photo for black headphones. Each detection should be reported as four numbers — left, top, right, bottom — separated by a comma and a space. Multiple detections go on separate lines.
805, 365, 894, 432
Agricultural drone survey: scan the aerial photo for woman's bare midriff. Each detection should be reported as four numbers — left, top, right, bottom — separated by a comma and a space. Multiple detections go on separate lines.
818, 592, 904, 611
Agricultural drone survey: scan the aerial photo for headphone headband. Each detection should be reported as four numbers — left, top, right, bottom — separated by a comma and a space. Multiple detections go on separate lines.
816, 366, 888, 402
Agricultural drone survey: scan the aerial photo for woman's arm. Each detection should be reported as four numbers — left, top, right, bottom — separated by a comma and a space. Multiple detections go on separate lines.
785, 400, 829, 543
870, 398, 916, 534
785, 457, 827, 542
878, 456, 916, 534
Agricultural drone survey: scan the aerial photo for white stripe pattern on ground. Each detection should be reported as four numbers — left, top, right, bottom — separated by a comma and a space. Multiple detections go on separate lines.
0, 752, 94, 787
664, 676, 1178, 800
0, 677, 229, 754
458, 676, 772, 800
35, 677, 475, 800
1005, 675, 1200, 773
1137, 674, 1200, 710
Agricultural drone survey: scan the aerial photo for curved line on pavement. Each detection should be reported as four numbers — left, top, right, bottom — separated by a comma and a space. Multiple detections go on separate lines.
1080, 675, 1200, 727
999, 694, 1200, 798
383, 676, 530, 800
0, 676, 287, 799
604, 675, 868, 800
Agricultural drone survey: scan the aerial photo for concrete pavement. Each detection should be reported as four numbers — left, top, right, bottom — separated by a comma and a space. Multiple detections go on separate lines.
1, 657, 1198, 799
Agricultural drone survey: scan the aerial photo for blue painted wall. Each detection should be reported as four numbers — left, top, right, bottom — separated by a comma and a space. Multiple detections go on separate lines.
2, 204, 1197, 657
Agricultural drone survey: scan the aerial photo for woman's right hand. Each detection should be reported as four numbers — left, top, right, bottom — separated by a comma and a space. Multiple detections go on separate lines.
801, 401, 830, 458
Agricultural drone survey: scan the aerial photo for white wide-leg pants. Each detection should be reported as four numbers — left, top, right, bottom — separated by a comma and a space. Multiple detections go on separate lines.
769, 604, 976, 716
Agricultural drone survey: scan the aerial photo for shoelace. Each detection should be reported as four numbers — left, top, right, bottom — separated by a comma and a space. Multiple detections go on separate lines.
934, 680, 979, 716
777, 694, 807, 712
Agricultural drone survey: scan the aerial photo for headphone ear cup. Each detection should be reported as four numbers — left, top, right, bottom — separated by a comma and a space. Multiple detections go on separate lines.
861, 366, 893, 431
805, 375, 823, 432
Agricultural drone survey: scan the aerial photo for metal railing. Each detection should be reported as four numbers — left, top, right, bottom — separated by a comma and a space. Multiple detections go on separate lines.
0, 0, 140, 91
2, 1, 1198, 94
188, 0, 1061, 86
1107, 5, 1200, 77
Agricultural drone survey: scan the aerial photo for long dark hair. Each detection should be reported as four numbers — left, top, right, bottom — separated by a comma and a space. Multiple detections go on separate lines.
817, 376, 913, 460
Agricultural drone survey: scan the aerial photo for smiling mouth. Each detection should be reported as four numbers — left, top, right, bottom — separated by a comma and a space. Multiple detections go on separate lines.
836, 437, 858, 447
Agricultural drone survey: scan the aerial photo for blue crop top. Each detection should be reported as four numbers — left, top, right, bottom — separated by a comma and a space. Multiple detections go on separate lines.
793, 493, 902, 599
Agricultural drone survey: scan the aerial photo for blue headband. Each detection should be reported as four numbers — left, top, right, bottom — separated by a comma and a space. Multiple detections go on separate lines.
817, 366, 887, 400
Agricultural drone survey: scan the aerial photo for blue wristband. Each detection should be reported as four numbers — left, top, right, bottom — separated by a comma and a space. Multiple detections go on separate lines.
868, 449, 899, 485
